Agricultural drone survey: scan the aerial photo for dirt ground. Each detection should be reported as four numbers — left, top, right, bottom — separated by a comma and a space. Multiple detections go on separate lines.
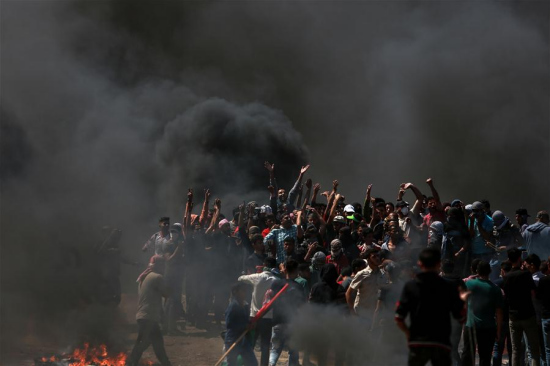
3, 293, 287, 366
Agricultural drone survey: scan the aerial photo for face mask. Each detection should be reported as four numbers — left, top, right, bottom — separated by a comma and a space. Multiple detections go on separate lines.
401, 207, 409, 216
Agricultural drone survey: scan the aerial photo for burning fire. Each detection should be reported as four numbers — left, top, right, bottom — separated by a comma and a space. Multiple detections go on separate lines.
36, 343, 153, 366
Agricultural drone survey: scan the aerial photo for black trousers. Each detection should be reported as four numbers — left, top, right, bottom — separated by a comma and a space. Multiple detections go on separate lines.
409, 346, 451, 366
127, 319, 171, 366
253, 318, 272, 366
462, 326, 496, 366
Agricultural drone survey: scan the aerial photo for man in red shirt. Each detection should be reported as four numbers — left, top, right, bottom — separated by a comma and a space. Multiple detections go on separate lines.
422, 178, 446, 237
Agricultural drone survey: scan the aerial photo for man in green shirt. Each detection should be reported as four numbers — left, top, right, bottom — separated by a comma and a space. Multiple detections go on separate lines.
462, 261, 503, 366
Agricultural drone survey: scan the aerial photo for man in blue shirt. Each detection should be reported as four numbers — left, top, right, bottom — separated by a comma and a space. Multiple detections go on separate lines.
469, 201, 495, 262
264, 214, 303, 264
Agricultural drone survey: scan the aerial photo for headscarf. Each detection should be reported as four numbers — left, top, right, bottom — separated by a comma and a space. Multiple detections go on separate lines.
312, 251, 327, 268
136, 255, 165, 285
330, 239, 343, 257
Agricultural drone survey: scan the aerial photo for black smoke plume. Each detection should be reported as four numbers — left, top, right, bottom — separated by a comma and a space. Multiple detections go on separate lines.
1, 0, 548, 363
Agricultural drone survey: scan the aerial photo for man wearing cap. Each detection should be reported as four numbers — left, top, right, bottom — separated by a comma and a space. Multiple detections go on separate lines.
143, 217, 172, 255
469, 201, 495, 263
522, 211, 550, 260
328, 215, 347, 243
516, 208, 531, 234
326, 239, 350, 275
343, 204, 357, 225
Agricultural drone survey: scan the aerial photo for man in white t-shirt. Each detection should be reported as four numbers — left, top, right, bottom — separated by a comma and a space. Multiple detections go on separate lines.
346, 248, 383, 327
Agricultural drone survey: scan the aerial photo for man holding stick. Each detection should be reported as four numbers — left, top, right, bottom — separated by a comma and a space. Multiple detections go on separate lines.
224, 283, 258, 366
215, 278, 291, 366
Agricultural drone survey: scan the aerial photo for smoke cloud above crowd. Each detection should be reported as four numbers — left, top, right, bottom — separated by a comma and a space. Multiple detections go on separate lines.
1, 0, 548, 359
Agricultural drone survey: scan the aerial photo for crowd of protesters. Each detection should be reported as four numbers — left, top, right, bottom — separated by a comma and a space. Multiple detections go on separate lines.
127, 163, 550, 366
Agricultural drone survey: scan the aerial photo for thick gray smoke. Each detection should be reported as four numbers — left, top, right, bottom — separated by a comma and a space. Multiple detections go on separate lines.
1, 0, 548, 363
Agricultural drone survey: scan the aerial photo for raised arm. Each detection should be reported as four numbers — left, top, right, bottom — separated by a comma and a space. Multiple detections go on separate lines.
183, 188, 194, 235
247, 204, 255, 232
369, 197, 379, 227
426, 178, 443, 211
363, 184, 372, 222
288, 165, 310, 206
402, 183, 424, 215
324, 180, 339, 221
205, 198, 221, 234
327, 193, 342, 224
310, 183, 320, 207
237, 203, 246, 228
199, 189, 211, 227
264, 161, 278, 192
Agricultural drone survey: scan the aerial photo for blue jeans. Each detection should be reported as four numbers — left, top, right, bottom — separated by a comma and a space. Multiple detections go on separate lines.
542, 318, 550, 366
269, 324, 299, 366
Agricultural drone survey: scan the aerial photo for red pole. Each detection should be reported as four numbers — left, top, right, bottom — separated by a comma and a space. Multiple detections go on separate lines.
251, 283, 289, 323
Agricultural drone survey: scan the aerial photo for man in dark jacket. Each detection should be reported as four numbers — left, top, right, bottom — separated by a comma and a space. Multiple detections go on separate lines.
395, 248, 466, 366
522, 211, 550, 261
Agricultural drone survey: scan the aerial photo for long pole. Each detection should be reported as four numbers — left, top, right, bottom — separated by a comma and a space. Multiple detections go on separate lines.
214, 283, 290, 366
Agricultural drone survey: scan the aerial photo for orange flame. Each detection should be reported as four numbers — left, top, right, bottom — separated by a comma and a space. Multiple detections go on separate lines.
67, 343, 126, 366
37, 343, 127, 366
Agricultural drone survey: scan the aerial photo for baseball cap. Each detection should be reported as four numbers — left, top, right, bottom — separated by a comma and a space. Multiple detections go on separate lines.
344, 204, 355, 213
334, 216, 346, 224
396, 201, 409, 208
